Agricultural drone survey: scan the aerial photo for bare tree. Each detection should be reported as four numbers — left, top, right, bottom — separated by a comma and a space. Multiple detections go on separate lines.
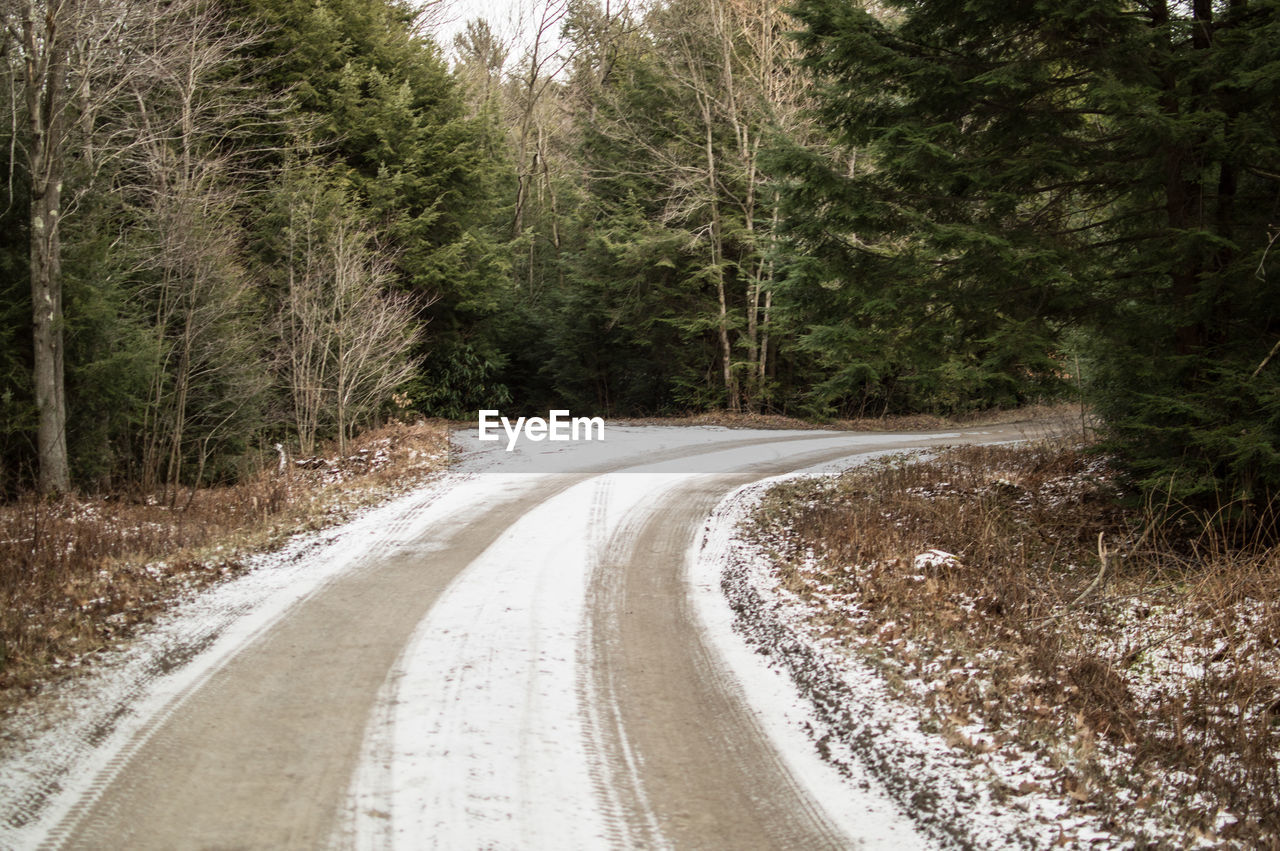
592, 0, 811, 412
118, 0, 278, 499
454, 18, 510, 111
509, 0, 581, 242
717, 0, 812, 408
276, 168, 423, 455
7, 0, 87, 492
652, 0, 741, 410
328, 223, 422, 451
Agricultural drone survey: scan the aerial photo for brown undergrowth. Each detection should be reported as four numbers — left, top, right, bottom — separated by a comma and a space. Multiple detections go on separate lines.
0, 419, 453, 712
753, 441, 1279, 847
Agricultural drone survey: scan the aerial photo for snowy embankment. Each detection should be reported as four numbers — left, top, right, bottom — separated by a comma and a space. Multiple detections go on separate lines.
692, 459, 1116, 851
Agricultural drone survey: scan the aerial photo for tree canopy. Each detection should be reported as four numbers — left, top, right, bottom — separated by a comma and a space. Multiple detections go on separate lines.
1, 0, 1277, 517
789, 0, 1280, 509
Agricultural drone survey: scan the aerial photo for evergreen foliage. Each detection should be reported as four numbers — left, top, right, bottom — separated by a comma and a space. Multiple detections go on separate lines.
235, 0, 512, 414
1, 0, 486, 491
1, 0, 1275, 511
789, 0, 1280, 508
0, 137, 34, 494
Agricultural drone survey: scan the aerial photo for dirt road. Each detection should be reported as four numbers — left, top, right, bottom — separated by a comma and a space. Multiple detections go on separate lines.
2, 423, 1045, 849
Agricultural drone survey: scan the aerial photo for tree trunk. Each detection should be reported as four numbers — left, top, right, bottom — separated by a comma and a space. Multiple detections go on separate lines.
26, 0, 73, 494
704, 120, 737, 412
31, 177, 70, 494
759, 284, 772, 388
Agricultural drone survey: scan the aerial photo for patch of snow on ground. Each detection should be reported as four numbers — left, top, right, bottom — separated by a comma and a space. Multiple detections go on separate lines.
690, 454, 1115, 850
689, 452, 938, 850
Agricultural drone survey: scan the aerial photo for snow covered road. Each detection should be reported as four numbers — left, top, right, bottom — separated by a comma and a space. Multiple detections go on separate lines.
0, 423, 1042, 849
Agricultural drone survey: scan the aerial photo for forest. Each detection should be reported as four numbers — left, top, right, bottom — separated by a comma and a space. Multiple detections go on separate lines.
1, 0, 1277, 517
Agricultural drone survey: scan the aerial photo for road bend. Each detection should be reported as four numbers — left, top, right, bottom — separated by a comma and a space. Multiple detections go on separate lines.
10, 422, 1044, 850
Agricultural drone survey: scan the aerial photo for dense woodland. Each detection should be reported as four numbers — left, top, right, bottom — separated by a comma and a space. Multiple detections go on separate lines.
1, 0, 1277, 516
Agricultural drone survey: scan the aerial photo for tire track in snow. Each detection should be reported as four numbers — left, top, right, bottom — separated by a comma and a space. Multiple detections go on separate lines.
340, 473, 690, 849
3, 473, 555, 850
588, 470, 855, 850
579, 483, 671, 851
344, 432, 980, 849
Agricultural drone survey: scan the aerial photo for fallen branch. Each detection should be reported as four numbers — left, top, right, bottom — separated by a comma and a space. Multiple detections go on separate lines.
1072, 532, 1108, 606
1252, 336, 1280, 379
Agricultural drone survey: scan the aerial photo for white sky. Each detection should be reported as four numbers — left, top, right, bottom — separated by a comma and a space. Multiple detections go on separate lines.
426, 0, 546, 61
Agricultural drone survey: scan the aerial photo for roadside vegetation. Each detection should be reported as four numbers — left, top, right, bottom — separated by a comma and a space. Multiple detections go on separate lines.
751, 438, 1279, 847
5, 0, 1275, 537
0, 420, 451, 713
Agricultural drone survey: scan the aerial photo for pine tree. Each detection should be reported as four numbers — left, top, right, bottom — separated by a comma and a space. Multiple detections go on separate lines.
236, 0, 511, 415
791, 0, 1280, 507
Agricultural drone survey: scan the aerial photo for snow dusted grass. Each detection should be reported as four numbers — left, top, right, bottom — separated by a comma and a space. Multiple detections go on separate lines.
750, 441, 1280, 848
0, 420, 453, 711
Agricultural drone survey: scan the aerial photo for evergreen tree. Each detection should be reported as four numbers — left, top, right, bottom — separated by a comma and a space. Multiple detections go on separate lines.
0, 127, 35, 494
544, 0, 820, 415
558, 10, 731, 412
791, 0, 1280, 507
2, 0, 279, 492
237, 0, 511, 415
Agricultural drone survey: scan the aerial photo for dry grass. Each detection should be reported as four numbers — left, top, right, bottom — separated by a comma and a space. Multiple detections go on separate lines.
0, 419, 453, 711
753, 440, 1280, 847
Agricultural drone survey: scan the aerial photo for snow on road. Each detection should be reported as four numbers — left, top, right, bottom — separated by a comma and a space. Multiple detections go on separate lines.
0, 470, 539, 849
341, 473, 684, 849
343, 431, 951, 848
0, 424, 1028, 849
689, 451, 940, 850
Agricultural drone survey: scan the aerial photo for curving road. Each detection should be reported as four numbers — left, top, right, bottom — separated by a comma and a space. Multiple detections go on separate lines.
3, 422, 1045, 850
